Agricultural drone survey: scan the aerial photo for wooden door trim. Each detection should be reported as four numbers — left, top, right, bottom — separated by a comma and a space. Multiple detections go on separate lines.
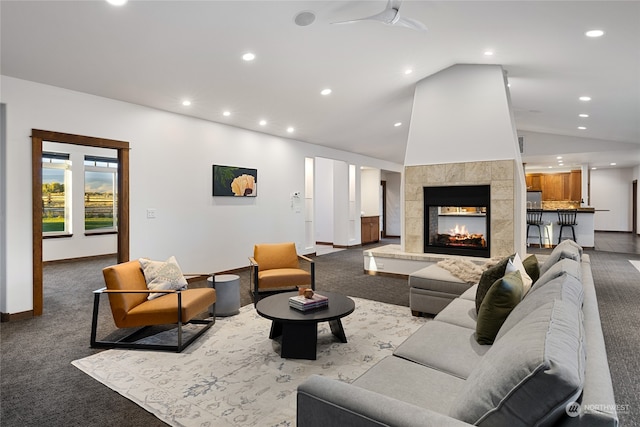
31, 129, 130, 316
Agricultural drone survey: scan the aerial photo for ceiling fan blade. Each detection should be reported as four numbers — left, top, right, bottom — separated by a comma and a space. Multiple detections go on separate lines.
332, 8, 398, 26
395, 16, 428, 32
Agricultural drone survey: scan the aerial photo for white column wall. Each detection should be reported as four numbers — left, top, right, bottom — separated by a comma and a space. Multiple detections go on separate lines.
360, 168, 381, 216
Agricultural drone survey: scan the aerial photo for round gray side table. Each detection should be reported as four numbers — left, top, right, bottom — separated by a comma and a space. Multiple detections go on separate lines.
207, 274, 241, 316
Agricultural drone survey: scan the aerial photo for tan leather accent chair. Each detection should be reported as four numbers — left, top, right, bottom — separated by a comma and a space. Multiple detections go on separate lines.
90, 260, 217, 352
249, 242, 315, 303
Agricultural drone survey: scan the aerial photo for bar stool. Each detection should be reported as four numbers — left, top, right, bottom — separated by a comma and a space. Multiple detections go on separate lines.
557, 209, 578, 244
526, 209, 548, 247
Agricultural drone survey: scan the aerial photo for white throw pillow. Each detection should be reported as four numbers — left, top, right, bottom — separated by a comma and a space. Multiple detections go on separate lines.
506, 253, 533, 297
139, 256, 188, 300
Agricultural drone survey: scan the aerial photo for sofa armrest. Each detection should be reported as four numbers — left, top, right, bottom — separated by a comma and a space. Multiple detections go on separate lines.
297, 375, 471, 427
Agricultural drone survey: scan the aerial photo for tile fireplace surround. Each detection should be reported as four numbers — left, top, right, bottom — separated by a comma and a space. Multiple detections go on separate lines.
405, 160, 516, 258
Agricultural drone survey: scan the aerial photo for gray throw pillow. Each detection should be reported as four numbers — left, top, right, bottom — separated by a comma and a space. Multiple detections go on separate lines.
475, 270, 523, 345
539, 239, 582, 276
530, 258, 582, 293
475, 255, 512, 313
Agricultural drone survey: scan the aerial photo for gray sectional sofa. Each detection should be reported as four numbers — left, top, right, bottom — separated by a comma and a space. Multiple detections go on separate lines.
297, 241, 618, 426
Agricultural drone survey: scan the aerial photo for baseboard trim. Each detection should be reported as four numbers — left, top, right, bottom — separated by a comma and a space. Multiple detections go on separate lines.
43, 253, 117, 266
1, 310, 34, 322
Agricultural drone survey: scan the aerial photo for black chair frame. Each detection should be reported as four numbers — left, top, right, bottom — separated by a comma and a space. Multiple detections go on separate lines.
526, 209, 548, 247
557, 209, 578, 244
90, 288, 216, 353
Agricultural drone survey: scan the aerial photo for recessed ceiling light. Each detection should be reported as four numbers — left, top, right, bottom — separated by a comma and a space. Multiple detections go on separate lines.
404, 69, 413, 75
578, 113, 589, 118
591, 167, 597, 170
579, 96, 592, 102
222, 111, 231, 117
577, 126, 587, 130
287, 127, 295, 133
548, 166, 553, 169
320, 88, 332, 96
610, 162, 617, 166
484, 51, 494, 56
585, 29, 605, 38
182, 100, 191, 107
394, 122, 402, 127
259, 119, 267, 126
106, 0, 127, 5
557, 156, 563, 160
242, 52, 255, 61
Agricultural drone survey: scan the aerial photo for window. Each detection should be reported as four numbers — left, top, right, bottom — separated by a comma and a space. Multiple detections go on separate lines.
42, 152, 72, 236
84, 156, 118, 233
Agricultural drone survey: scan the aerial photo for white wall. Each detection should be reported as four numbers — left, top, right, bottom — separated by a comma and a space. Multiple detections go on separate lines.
0, 76, 402, 315
360, 168, 380, 216
381, 170, 401, 236
405, 64, 521, 166
314, 157, 334, 243
42, 142, 118, 261
591, 167, 635, 231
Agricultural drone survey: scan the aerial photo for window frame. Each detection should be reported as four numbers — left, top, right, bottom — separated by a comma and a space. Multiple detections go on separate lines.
42, 152, 72, 238
84, 156, 118, 235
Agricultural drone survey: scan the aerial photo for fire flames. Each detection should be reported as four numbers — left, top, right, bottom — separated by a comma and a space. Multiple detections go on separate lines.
436, 223, 486, 248
449, 224, 469, 236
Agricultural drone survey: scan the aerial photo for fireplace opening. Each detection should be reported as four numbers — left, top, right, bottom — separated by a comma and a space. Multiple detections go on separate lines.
424, 185, 490, 257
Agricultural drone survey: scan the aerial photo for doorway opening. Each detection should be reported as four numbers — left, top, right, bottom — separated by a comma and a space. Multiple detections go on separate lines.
31, 130, 130, 316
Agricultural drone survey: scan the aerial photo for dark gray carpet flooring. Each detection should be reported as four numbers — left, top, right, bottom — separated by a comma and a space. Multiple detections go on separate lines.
1, 241, 638, 426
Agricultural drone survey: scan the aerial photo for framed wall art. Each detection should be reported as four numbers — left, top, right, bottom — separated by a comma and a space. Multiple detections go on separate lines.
212, 165, 258, 197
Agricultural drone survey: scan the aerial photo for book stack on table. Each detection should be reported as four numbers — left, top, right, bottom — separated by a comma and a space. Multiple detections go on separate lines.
289, 293, 329, 312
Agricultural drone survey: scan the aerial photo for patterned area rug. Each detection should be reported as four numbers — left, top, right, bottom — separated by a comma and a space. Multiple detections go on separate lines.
72, 298, 427, 427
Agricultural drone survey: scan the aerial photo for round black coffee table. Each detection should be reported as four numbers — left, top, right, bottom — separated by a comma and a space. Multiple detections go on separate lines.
255, 291, 355, 360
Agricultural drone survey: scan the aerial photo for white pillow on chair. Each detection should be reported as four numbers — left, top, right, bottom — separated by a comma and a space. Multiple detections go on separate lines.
139, 256, 188, 300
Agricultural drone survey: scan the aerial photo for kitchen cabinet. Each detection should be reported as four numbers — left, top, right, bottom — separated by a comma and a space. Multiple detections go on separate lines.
569, 170, 582, 201
526, 170, 581, 201
526, 173, 542, 191
542, 174, 565, 201
361, 216, 380, 244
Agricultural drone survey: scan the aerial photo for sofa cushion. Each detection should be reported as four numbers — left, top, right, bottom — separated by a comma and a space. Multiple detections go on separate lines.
460, 284, 477, 301
353, 355, 465, 414
450, 299, 585, 427
394, 320, 490, 379
409, 264, 470, 295
434, 298, 477, 330
475, 255, 512, 313
532, 257, 582, 291
475, 270, 523, 345
495, 272, 584, 341
539, 239, 582, 276
522, 254, 540, 283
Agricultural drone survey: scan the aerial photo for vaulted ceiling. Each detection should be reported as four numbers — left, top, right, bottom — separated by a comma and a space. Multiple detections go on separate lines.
1, 1, 638, 170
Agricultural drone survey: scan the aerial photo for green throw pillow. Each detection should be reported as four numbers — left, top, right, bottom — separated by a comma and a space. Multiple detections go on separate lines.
475, 270, 524, 345
475, 255, 512, 313
523, 254, 540, 283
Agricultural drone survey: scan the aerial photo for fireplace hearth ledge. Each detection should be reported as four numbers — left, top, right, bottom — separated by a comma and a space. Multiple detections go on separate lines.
364, 244, 496, 277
